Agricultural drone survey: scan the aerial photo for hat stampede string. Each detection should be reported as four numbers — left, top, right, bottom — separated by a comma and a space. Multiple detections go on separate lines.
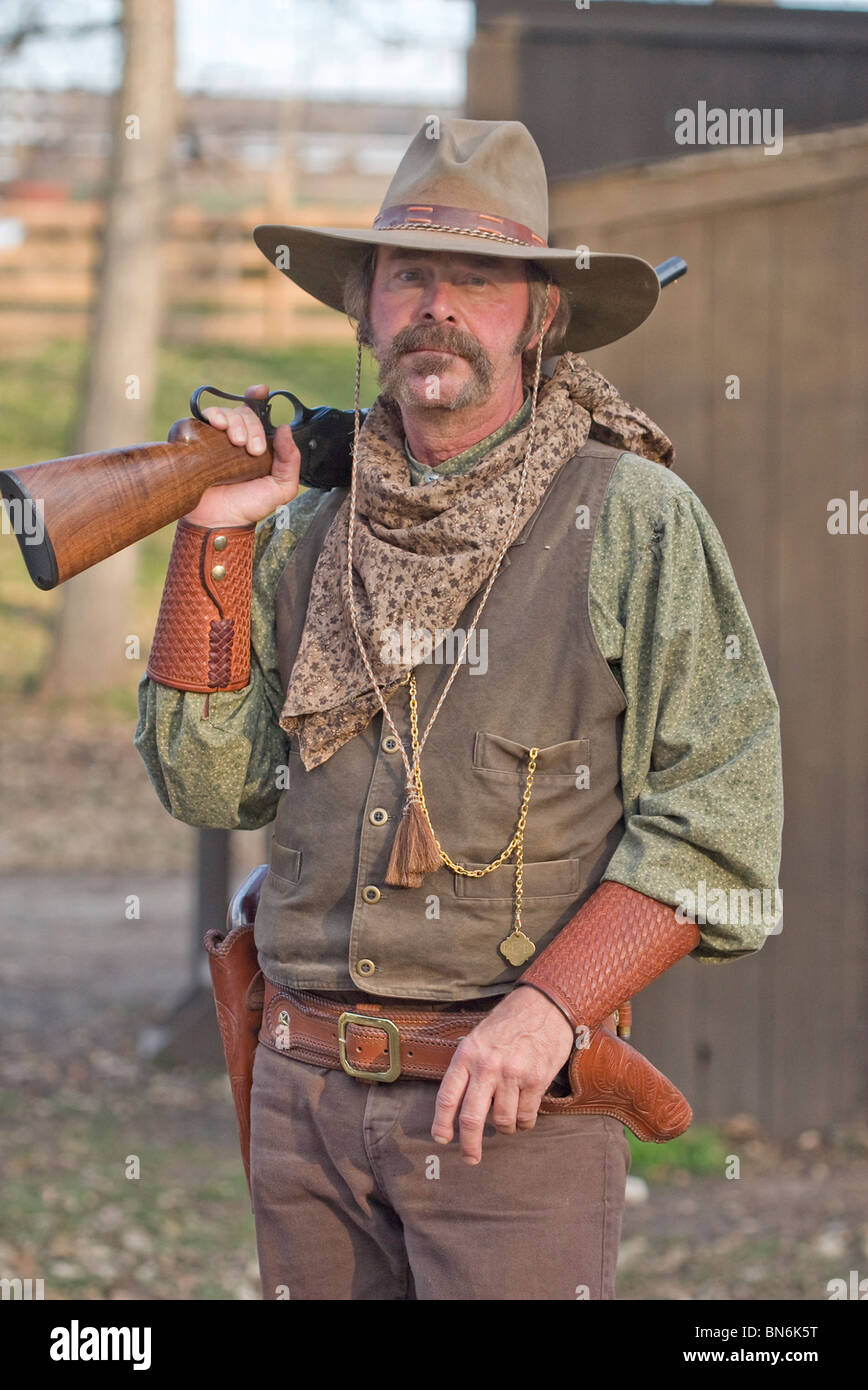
343, 287, 550, 965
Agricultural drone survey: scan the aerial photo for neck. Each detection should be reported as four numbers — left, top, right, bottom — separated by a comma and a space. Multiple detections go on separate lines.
400, 371, 525, 466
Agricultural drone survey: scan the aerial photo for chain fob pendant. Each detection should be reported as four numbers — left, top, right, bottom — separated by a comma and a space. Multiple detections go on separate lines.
499, 928, 536, 966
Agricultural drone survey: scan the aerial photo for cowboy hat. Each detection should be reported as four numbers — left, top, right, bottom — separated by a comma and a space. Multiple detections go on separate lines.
253, 118, 660, 352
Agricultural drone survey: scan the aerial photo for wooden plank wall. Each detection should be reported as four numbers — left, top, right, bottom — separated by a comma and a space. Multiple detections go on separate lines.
550, 129, 868, 1137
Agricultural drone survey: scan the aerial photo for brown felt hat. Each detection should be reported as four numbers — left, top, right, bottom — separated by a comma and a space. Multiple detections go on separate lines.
253, 118, 660, 352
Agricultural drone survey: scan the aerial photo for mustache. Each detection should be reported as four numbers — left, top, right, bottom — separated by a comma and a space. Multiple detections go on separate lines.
380, 323, 493, 381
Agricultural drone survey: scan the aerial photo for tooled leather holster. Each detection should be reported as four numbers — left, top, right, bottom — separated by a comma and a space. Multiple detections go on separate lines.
206, 867, 694, 1199
204, 866, 267, 1201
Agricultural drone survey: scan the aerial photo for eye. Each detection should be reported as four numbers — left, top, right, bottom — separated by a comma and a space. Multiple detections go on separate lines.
396, 268, 423, 282
464, 273, 489, 287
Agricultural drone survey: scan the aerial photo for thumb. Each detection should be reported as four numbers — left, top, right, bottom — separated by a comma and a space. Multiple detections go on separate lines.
271, 422, 301, 478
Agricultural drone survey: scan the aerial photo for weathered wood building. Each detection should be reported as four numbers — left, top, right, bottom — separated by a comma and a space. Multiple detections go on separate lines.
546, 126, 867, 1137
468, 0, 868, 177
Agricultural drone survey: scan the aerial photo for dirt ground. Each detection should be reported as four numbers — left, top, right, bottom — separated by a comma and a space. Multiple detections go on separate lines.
1, 704, 867, 1301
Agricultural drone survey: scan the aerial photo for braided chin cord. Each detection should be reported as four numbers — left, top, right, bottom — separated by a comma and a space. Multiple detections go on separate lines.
343, 287, 551, 890
344, 285, 551, 798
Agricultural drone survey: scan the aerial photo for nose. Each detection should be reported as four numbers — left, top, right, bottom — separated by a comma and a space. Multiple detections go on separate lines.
416, 278, 457, 324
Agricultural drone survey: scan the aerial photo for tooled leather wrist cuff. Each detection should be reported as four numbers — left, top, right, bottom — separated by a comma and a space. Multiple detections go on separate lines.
516, 880, 701, 1033
146, 518, 256, 693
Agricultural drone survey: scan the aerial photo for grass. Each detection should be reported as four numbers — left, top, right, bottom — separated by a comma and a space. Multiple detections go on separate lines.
0, 335, 380, 697
627, 1124, 730, 1181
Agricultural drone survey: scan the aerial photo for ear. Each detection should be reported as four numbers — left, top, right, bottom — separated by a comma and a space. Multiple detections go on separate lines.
525, 281, 560, 353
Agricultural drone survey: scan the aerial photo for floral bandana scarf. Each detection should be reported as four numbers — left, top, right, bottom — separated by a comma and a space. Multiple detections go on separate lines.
280, 351, 673, 771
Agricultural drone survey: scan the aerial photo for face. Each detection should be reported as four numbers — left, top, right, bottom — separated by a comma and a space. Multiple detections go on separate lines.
367, 247, 541, 412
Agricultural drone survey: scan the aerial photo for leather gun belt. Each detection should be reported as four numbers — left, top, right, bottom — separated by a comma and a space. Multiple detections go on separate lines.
259, 978, 615, 1086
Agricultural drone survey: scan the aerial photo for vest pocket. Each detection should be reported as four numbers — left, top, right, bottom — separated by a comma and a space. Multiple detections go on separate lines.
453, 856, 581, 900
267, 839, 302, 884
472, 730, 590, 778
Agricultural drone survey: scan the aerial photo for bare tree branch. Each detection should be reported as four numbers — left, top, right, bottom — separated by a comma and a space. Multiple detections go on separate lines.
0, 0, 120, 61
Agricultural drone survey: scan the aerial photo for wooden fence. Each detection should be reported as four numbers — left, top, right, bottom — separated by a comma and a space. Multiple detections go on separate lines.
0, 197, 378, 347
550, 122, 868, 1136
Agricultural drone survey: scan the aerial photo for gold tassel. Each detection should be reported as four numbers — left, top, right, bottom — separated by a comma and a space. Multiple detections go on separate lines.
384, 785, 442, 888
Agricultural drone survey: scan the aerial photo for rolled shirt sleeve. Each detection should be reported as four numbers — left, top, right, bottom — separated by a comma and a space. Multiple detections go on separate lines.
591, 453, 784, 962
133, 489, 328, 829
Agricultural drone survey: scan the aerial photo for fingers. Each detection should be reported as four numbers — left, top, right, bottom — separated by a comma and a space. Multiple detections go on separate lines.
515, 1086, 545, 1131
432, 1057, 498, 1165
202, 385, 269, 457
226, 404, 266, 455
430, 993, 567, 1162
462, 1076, 545, 1154
491, 1078, 521, 1134
456, 1078, 496, 1165
431, 1056, 470, 1148
431, 1072, 547, 1164
493, 1078, 545, 1135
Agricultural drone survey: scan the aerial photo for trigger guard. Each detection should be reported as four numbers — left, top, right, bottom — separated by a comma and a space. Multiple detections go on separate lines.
263, 389, 305, 438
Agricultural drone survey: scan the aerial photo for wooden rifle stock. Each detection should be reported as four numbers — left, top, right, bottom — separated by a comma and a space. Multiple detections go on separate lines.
0, 257, 687, 592
0, 401, 360, 590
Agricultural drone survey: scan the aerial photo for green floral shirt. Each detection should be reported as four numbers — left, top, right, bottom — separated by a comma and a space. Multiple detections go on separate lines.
135, 403, 783, 963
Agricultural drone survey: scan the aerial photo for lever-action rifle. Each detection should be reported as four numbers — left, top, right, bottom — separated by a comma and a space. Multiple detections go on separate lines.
0, 257, 687, 591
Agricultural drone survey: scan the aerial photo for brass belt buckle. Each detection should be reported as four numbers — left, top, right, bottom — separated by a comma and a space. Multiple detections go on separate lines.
337, 1011, 402, 1083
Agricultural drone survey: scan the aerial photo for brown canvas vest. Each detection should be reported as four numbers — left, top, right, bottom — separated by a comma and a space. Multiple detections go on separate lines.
254, 439, 628, 1001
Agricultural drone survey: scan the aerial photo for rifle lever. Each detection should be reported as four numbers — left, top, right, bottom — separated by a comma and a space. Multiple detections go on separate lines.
189, 385, 366, 490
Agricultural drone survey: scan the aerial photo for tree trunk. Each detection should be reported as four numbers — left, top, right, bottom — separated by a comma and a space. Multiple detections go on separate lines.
49, 0, 176, 696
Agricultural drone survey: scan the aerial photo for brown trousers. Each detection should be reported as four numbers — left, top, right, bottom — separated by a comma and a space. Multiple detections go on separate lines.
249, 1042, 631, 1301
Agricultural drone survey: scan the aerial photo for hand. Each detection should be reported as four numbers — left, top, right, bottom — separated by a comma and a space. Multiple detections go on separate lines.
185, 383, 301, 528
431, 984, 575, 1165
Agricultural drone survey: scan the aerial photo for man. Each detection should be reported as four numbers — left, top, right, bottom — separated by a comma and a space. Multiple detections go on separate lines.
135, 119, 783, 1300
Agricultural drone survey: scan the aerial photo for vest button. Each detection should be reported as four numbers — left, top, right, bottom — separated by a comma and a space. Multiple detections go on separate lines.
381, 735, 400, 753
212, 534, 228, 552
361, 885, 381, 904
369, 807, 389, 825
357, 959, 376, 976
